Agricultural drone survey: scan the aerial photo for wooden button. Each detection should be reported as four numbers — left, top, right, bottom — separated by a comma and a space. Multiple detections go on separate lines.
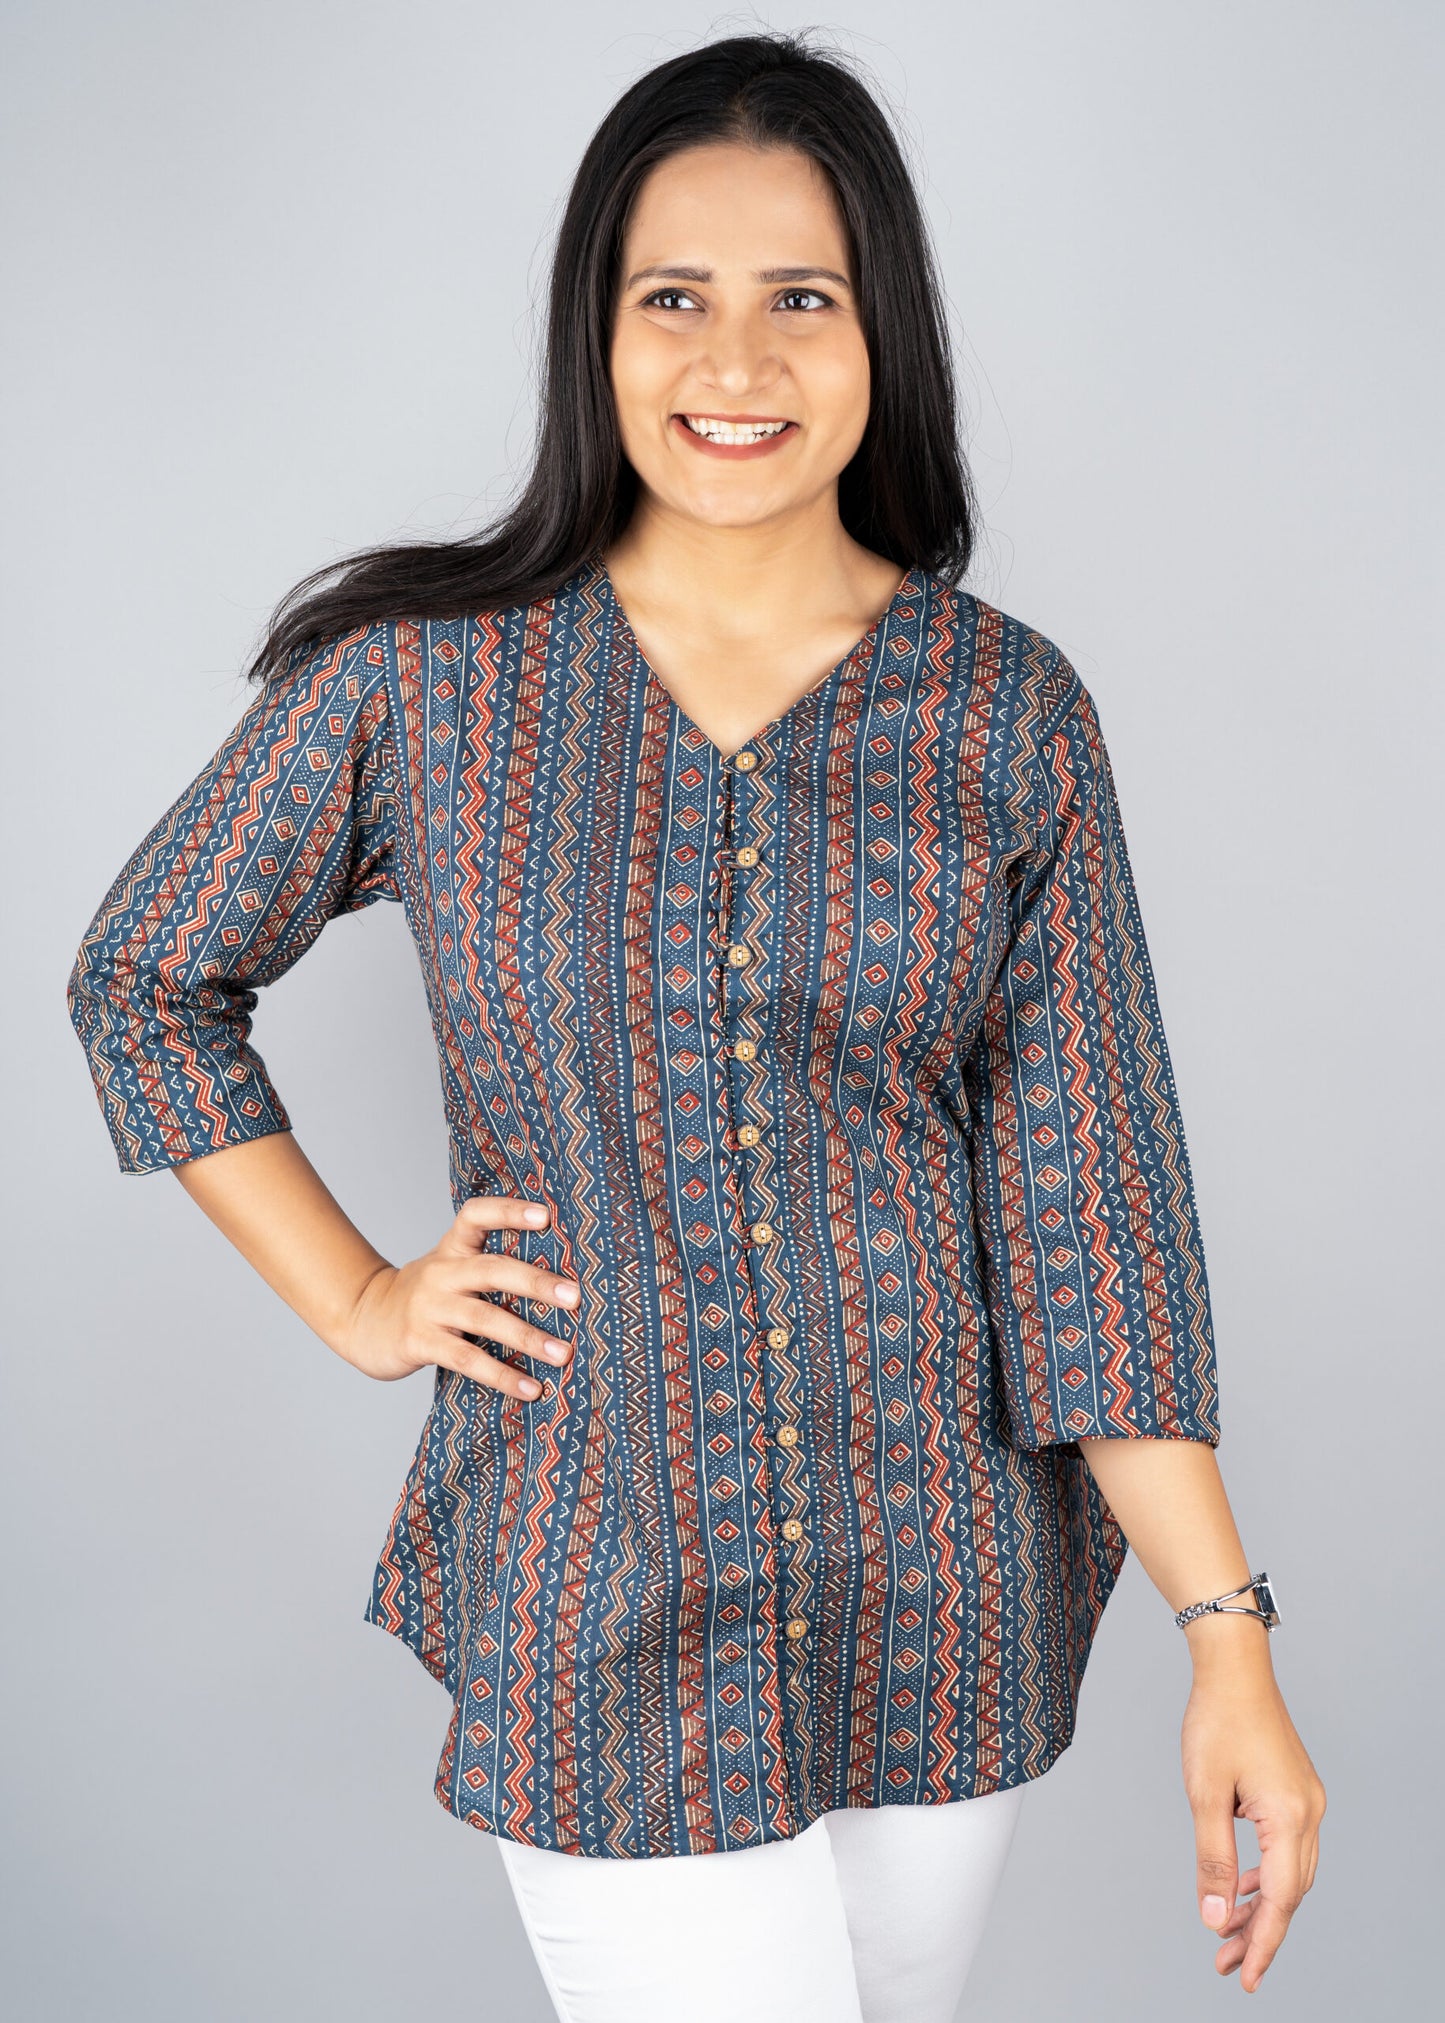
734, 846, 760, 867
785, 1617, 808, 1640
737, 1124, 761, 1146
775, 1424, 800, 1447
727, 943, 751, 967
733, 750, 758, 771
766, 1326, 791, 1348
750, 1221, 775, 1244
732, 1040, 757, 1061
782, 1519, 804, 1541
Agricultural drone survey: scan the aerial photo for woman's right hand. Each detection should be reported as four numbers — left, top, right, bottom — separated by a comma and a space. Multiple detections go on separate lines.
338, 1194, 578, 1398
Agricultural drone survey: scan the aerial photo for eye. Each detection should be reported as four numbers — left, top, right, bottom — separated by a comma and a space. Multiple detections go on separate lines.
776, 289, 833, 312
641, 288, 703, 312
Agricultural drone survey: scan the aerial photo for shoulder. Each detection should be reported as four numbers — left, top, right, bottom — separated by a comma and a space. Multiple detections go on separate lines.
266, 614, 400, 704
919, 573, 1088, 741
276, 611, 488, 722
247, 619, 405, 778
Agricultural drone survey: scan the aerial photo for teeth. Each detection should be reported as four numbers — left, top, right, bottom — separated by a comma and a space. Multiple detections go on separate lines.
683, 416, 791, 443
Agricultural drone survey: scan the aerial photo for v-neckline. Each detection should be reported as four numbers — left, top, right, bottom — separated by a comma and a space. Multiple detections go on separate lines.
592, 551, 921, 764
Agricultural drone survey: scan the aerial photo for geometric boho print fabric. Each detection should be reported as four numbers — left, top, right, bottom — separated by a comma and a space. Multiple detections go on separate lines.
67, 553, 1220, 1856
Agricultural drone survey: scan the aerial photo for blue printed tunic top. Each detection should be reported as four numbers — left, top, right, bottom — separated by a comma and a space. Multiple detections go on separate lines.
67, 553, 1220, 1857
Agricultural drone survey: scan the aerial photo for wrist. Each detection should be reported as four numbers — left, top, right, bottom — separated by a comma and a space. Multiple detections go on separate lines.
1184, 1608, 1277, 1684
327, 1255, 396, 1356
1175, 1569, 1280, 1659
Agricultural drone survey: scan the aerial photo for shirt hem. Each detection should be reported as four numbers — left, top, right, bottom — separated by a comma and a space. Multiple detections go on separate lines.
362, 1539, 1105, 1861
434, 1732, 1074, 1859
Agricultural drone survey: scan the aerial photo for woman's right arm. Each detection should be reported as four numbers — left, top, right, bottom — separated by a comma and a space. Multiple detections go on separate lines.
66, 621, 574, 1398
168, 1128, 576, 1399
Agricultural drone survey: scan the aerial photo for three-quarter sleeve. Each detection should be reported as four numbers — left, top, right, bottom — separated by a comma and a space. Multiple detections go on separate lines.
66, 621, 402, 1176
961, 669, 1220, 1451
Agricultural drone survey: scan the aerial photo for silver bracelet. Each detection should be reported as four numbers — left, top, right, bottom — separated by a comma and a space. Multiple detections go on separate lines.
1174, 1571, 1281, 1632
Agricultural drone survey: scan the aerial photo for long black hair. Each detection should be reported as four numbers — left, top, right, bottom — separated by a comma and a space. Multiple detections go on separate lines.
246, 27, 977, 688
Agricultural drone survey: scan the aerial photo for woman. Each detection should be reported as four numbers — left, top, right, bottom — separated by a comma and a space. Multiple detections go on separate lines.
66, 28, 1323, 2023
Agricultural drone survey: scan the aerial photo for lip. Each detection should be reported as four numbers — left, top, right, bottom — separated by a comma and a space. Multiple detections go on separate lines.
671, 413, 799, 461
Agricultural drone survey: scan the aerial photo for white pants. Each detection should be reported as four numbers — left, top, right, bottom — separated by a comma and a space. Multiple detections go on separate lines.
495, 1786, 1026, 2023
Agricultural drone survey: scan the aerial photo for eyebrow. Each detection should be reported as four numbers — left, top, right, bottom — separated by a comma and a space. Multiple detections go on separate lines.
623, 263, 852, 292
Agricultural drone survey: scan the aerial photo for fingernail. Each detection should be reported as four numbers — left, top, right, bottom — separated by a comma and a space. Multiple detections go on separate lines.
1201, 1895, 1228, 1928
523, 1204, 548, 1224
520, 1378, 542, 1397
555, 1280, 580, 1303
543, 1340, 570, 1361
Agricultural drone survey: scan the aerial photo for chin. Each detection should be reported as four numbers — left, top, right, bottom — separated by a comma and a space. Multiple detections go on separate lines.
668, 488, 801, 531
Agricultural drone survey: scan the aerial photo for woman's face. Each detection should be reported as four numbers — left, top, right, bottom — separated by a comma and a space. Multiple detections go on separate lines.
609, 142, 871, 534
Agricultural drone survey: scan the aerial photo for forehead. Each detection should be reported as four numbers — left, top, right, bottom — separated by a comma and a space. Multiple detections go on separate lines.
621, 143, 849, 267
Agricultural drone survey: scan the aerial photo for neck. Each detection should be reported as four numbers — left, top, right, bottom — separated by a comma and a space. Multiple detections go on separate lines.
602, 499, 898, 649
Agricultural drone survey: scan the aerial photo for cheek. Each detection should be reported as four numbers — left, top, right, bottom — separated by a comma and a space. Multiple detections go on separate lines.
608, 341, 641, 429
611, 319, 675, 391
609, 330, 677, 457
801, 338, 872, 447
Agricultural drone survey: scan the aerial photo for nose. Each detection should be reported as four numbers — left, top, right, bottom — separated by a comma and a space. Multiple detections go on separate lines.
695, 307, 784, 399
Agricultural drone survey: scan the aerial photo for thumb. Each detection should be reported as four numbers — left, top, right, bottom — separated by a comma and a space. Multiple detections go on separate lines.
1193, 1790, 1240, 1932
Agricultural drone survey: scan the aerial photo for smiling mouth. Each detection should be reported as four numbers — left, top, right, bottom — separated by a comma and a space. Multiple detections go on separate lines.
677, 414, 797, 444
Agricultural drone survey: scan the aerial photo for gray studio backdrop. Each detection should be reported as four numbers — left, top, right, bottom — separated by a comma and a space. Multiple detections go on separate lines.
5, 2, 1440, 2018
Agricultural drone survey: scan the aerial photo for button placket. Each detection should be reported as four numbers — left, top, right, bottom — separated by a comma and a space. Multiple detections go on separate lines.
653, 733, 757, 1791
717, 741, 814, 1698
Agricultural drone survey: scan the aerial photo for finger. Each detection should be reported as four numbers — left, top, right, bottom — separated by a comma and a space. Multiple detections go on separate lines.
1239, 1837, 1307, 1993
448, 1251, 582, 1315
1235, 1864, 1262, 1898
1238, 1892, 1297, 1993
442, 1192, 552, 1254
1213, 1927, 1250, 1977
1215, 1895, 1253, 1939
1191, 1788, 1240, 1933
429, 1328, 549, 1400
436, 1294, 573, 1366
1215, 1891, 1271, 1975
